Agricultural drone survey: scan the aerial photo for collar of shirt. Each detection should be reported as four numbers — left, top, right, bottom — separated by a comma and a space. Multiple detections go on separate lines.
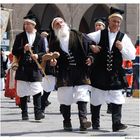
26, 29, 36, 47
108, 28, 118, 51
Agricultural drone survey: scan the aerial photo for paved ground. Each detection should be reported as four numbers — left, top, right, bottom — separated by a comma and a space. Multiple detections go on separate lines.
0, 91, 140, 139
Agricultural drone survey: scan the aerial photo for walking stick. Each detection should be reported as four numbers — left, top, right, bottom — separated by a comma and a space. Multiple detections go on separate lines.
29, 48, 48, 78
29, 48, 60, 79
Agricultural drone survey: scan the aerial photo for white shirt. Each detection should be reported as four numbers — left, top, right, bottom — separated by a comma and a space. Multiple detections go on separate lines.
87, 29, 136, 60
26, 29, 36, 47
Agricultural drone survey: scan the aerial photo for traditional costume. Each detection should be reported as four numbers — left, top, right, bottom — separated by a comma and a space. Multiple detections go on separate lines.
50, 17, 93, 131
12, 14, 46, 120
88, 7, 136, 131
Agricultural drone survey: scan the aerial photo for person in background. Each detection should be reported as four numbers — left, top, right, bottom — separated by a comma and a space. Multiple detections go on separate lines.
40, 30, 59, 114
4, 53, 21, 107
88, 7, 136, 131
132, 35, 140, 97
122, 60, 133, 97
0, 48, 8, 91
94, 17, 106, 31
49, 17, 93, 131
12, 14, 46, 120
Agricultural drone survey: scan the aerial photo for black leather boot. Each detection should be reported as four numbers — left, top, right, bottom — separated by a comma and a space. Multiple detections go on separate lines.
90, 104, 101, 130
77, 101, 91, 131
111, 103, 127, 132
60, 104, 72, 131
20, 96, 28, 120
33, 93, 45, 120
41, 91, 51, 113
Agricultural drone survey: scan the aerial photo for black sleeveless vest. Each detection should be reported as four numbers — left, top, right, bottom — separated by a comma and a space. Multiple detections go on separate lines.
90, 29, 128, 90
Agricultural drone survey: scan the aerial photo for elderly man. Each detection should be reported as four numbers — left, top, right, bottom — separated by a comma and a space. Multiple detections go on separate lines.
49, 17, 93, 131
12, 14, 46, 120
88, 7, 136, 131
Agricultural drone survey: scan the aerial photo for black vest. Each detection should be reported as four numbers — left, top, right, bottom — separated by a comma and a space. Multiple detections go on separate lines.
90, 29, 128, 90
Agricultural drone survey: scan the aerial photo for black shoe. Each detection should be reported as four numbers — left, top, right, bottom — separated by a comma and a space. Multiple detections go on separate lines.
80, 120, 91, 131
45, 100, 51, 107
92, 125, 100, 130
22, 113, 29, 120
35, 112, 45, 120
113, 123, 127, 132
126, 92, 132, 97
63, 122, 72, 131
22, 116, 29, 120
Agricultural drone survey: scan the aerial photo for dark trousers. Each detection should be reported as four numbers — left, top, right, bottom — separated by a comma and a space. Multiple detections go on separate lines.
33, 93, 42, 115
41, 90, 51, 111
60, 104, 71, 123
20, 92, 42, 117
111, 103, 122, 125
20, 96, 28, 117
90, 104, 101, 127
90, 103, 122, 126
60, 101, 88, 127
77, 101, 88, 126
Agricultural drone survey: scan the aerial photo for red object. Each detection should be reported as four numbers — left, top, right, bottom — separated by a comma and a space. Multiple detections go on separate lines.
4, 53, 21, 106
4, 69, 17, 98
4, 69, 21, 106
15, 96, 21, 106
122, 60, 133, 88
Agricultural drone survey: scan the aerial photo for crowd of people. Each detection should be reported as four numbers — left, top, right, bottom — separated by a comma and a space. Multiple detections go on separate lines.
1, 6, 139, 132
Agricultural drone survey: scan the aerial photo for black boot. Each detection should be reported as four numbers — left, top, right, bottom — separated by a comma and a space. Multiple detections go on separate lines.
20, 96, 28, 120
107, 103, 112, 114
111, 103, 127, 132
33, 93, 45, 120
60, 104, 72, 131
90, 104, 101, 130
41, 91, 51, 113
77, 101, 91, 131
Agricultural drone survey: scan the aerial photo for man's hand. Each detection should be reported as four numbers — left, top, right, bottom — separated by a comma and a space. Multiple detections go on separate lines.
50, 59, 57, 66
86, 58, 92, 66
31, 54, 38, 61
24, 44, 31, 51
116, 40, 123, 51
90, 45, 101, 53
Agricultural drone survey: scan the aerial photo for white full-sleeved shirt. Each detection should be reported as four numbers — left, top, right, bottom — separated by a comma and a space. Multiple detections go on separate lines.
87, 28, 136, 60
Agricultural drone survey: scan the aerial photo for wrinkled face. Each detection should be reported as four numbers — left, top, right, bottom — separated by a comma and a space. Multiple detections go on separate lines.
95, 23, 105, 31
53, 18, 65, 30
24, 21, 35, 33
53, 18, 70, 40
108, 16, 122, 32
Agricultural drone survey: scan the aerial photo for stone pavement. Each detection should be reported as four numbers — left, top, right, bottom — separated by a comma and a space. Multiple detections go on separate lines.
0, 91, 140, 138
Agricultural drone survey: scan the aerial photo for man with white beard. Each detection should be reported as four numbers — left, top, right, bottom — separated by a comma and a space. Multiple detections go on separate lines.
49, 17, 93, 131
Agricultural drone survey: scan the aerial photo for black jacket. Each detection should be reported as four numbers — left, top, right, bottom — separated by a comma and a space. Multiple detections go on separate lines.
12, 31, 46, 82
49, 29, 93, 87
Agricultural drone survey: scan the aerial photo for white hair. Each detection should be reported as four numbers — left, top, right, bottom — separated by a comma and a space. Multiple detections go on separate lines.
54, 23, 70, 40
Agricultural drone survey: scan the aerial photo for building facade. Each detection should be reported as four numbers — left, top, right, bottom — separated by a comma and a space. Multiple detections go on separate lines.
2, 3, 140, 48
